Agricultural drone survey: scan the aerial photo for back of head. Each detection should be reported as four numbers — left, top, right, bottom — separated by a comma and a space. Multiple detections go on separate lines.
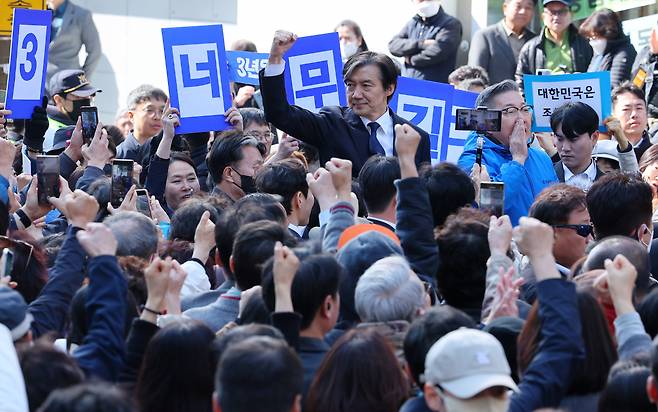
216, 336, 303, 412
357, 156, 400, 215
599, 360, 654, 412
215, 324, 285, 359
305, 328, 408, 412
104, 212, 158, 259
232, 220, 296, 290
355, 255, 424, 323
421, 162, 475, 227
262, 253, 342, 330
230, 39, 257, 52
169, 199, 221, 241
255, 158, 308, 214
436, 208, 490, 315
529, 183, 587, 225
335, 231, 403, 323
239, 107, 268, 130
214, 195, 288, 273
586, 172, 652, 239
550, 101, 599, 138
448, 65, 490, 86
136, 319, 217, 412
37, 383, 134, 412
19, 341, 85, 411
583, 236, 651, 297
403, 305, 476, 386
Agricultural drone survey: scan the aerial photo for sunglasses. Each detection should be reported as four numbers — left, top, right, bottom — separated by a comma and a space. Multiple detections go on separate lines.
552, 224, 593, 238
0, 235, 34, 275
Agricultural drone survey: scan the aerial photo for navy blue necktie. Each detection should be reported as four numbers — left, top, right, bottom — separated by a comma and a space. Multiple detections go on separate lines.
368, 122, 385, 156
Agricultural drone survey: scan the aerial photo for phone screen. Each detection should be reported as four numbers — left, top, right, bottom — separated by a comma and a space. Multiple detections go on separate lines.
135, 189, 152, 218
81, 106, 98, 145
36, 155, 60, 205
455, 109, 502, 132
480, 182, 504, 217
111, 160, 134, 207
0, 249, 14, 279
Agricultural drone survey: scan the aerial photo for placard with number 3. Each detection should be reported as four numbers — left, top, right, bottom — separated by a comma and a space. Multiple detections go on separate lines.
5, 8, 51, 119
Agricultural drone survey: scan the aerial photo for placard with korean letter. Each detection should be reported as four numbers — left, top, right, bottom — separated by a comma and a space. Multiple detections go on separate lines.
5, 8, 51, 119
389, 76, 455, 164
162, 24, 233, 134
283, 32, 346, 113
524, 71, 611, 133
226, 51, 269, 86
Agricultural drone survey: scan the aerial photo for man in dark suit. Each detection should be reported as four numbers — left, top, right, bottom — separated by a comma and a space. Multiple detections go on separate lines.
260, 31, 431, 177
468, 0, 537, 84
358, 156, 400, 232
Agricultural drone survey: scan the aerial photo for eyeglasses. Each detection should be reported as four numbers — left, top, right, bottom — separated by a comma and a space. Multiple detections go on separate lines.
0, 235, 34, 275
543, 7, 570, 17
501, 105, 533, 116
245, 131, 275, 142
140, 107, 165, 118
552, 224, 593, 238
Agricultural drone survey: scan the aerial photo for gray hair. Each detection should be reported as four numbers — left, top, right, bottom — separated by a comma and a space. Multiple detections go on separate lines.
126, 84, 168, 110
355, 256, 425, 323
475, 79, 519, 109
103, 212, 159, 259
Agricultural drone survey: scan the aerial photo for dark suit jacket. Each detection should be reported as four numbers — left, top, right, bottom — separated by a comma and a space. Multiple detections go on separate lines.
554, 161, 605, 183
587, 36, 636, 88
468, 21, 536, 84
259, 71, 431, 176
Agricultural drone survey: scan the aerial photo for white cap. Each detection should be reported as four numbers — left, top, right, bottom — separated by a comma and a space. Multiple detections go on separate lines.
592, 139, 620, 162
423, 328, 518, 399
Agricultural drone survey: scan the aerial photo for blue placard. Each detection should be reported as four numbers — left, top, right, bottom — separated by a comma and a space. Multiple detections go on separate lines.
389, 76, 455, 163
226, 51, 269, 86
524, 71, 612, 133
162, 24, 233, 134
5, 8, 52, 119
446, 89, 479, 163
283, 32, 346, 113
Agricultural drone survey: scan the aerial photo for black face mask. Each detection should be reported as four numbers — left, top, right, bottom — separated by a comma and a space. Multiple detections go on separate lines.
232, 169, 257, 194
68, 98, 92, 122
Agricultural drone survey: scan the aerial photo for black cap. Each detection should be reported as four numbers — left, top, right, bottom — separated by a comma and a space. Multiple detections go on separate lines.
543, 0, 572, 6
48, 125, 75, 154
48, 69, 101, 97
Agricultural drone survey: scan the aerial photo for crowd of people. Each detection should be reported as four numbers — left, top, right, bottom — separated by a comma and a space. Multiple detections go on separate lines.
2, 0, 658, 411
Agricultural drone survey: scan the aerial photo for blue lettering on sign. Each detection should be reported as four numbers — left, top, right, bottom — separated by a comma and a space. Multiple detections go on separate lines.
180, 50, 220, 98
20, 32, 38, 81
294, 60, 337, 109
402, 104, 429, 125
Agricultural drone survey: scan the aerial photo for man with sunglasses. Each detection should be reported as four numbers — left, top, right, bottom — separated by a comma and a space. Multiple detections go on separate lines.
515, 0, 592, 92
458, 80, 557, 225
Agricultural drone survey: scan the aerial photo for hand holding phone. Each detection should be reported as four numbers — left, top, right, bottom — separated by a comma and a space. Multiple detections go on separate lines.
36, 155, 60, 205
480, 182, 504, 217
456, 108, 502, 132
111, 159, 134, 207
81, 106, 98, 146
135, 189, 152, 218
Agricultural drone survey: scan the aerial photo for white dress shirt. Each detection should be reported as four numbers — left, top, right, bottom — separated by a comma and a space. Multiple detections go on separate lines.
563, 160, 597, 183
360, 110, 395, 157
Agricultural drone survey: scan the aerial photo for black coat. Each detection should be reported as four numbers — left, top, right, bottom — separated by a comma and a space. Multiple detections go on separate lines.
388, 7, 462, 83
587, 36, 637, 88
259, 70, 431, 176
516, 25, 593, 91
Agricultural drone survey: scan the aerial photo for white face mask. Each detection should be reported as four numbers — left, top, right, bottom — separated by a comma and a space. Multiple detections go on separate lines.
442, 394, 510, 412
416, 0, 441, 18
340, 42, 359, 61
589, 39, 607, 55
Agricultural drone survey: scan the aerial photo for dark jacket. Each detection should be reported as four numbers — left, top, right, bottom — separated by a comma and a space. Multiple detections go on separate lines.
144, 155, 173, 216
259, 70, 431, 177
553, 160, 605, 183
632, 46, 658, 117
388, 7, 462, 83
509, 279, 584, 411
634, 131, 653, 161
588, 36, 636, 88
468, 21, 536, 84
515, 25, 593, 91
28, 226, 87, 338
73, 255, 127, 382
299, 337, 330, 397
119, 318, 159, 391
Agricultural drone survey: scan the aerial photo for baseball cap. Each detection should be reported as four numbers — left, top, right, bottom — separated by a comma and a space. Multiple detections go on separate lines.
337, 223, 400, 250
48, 125, 75, 154
48, 69, 101, 98
543, 0, 572, 6
0, 286, 33, 341
592, 139, 620, 162
423, 328, 518, 399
